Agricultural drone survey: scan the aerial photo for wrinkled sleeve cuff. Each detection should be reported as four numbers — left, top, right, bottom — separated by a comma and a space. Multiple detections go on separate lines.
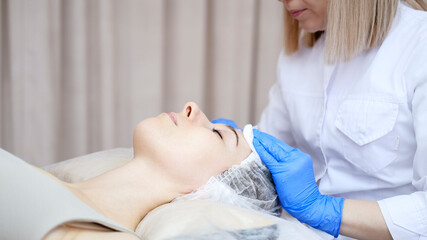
378, 192, 427, 240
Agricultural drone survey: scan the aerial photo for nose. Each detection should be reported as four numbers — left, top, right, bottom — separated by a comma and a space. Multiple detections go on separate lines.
181, 102, 210, 126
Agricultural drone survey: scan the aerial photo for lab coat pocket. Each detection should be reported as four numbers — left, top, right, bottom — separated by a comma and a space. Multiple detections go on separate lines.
335, 100, 399, 173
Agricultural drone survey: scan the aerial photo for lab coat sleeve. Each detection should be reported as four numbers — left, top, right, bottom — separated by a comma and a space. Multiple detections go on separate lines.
378, 38, 427, 240
257, 50, 295, 146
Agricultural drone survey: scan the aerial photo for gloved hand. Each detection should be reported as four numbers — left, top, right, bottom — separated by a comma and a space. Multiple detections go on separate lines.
211, 118, 241, 131
253, 129, 344, 237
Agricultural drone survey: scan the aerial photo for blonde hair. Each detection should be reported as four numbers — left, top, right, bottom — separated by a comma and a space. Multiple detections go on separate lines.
283, 0, 427, 64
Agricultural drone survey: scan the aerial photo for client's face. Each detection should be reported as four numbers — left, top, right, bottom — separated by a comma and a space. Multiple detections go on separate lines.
133, 102, 252, 192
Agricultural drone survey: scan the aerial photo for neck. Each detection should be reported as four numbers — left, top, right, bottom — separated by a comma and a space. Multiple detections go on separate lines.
66, 157, 182, 231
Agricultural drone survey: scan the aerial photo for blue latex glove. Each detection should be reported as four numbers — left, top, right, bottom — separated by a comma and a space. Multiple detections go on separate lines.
253, 129, 344, 237
211, 118, 242, 131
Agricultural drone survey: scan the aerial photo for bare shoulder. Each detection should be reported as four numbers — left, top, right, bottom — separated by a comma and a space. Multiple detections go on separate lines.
44, 225, 140, 240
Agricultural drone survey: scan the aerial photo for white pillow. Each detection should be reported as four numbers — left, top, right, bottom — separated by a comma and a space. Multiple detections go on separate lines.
43, 148, 133, 183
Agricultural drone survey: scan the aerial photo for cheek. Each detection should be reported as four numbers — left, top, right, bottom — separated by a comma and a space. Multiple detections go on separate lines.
302, 1, 327, 32
315, 2, 327, 29
165, 138, 233, 188
180, 139, 229, 173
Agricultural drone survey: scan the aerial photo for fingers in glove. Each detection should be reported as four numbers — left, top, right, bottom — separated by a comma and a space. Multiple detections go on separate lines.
253, 129, 296, 156
253, 138, 281, 167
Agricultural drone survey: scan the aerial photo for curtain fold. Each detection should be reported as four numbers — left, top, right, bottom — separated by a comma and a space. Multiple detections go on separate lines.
0, 0, 283, 166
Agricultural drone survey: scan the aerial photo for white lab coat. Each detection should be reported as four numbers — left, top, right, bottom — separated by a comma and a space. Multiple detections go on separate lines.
258, 3, 427, 240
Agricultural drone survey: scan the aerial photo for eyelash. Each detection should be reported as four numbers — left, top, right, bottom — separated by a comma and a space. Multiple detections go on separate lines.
212, 128, 223, 139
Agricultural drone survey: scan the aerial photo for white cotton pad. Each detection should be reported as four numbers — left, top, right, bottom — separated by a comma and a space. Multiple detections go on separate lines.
243, 124, 257, 152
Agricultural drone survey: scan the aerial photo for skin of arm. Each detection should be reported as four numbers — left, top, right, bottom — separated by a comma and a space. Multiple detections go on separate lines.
340, 199, 392, 240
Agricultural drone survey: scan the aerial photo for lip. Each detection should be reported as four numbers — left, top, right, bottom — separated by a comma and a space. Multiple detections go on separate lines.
167, 112, 178, 126
289, 9, 306, 19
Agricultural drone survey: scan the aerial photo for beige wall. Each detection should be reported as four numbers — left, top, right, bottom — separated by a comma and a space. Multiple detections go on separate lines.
0, 0, 283, 166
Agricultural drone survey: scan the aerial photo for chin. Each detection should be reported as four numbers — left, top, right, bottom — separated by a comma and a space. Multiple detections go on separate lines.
301, 22, 325, 33
132, 117, 160, 156
303, 26, 320, 33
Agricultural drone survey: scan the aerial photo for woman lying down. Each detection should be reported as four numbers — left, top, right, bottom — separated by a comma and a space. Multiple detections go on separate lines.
0, 102, 322, 240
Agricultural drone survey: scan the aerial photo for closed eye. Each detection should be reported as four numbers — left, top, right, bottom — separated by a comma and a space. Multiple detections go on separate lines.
212, 128, 223, 140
